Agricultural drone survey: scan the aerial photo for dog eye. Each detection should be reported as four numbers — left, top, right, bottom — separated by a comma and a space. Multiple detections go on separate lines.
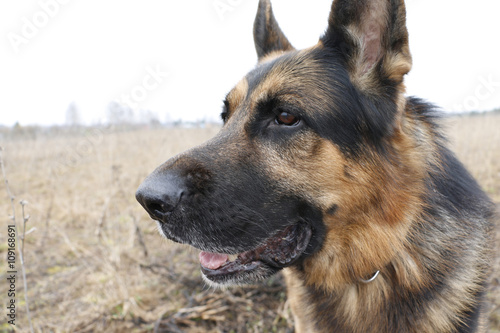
275, 111, 300, 126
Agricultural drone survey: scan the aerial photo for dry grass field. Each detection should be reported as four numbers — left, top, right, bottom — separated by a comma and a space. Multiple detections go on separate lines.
1, 113, 499, 332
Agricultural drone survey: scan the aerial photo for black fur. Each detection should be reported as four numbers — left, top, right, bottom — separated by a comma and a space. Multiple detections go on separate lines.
136, 1, 494, 331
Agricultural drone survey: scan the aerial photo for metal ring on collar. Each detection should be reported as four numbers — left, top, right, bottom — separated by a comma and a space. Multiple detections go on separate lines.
360, 270, 380, 284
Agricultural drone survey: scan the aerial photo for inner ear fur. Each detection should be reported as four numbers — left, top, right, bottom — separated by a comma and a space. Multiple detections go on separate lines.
321, 0, 412, 93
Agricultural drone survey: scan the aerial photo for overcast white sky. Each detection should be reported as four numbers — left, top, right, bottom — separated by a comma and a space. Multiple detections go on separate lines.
1, 0, 499, 126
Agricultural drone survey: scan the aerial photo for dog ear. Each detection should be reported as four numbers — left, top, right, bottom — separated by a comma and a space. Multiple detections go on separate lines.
253, 0, 295, 61
321, 0, 412, 93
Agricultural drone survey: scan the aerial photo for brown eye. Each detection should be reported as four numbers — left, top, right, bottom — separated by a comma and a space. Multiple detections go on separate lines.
275, 111, 300, 126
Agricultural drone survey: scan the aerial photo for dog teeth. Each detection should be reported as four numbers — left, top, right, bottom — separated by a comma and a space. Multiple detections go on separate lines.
228, 254, 239, 262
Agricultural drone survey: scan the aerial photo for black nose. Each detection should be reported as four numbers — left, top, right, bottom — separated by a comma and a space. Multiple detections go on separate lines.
136, 171, 186, 222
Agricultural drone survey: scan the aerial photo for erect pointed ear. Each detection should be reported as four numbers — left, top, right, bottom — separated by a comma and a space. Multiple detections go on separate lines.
253, 0, 295, 61
321, 0, 412, 93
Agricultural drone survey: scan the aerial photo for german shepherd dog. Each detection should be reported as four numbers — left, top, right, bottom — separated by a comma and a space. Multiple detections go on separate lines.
136, 0, 495, 331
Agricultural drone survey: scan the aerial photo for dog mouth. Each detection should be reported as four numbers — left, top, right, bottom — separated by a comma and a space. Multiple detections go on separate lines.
199, 223, 312, 286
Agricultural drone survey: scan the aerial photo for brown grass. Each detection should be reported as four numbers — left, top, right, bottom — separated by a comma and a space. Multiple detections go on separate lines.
0, 113, 499, 332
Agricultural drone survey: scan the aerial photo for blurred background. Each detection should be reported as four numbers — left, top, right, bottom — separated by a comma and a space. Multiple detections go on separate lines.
0, 0, 499, 127
0, 1, 499, 332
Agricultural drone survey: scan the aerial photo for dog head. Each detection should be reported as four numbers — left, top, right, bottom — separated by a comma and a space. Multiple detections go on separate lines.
136, 0, 420, 288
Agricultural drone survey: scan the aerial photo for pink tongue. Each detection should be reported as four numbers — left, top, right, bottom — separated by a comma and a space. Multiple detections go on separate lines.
199, 252, 229, 270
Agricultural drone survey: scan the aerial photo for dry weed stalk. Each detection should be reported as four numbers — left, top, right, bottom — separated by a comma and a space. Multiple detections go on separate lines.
40, 180, 55, 248
96, 195, 112, 242
132, 214, 149, 258
0, 147, 35, 333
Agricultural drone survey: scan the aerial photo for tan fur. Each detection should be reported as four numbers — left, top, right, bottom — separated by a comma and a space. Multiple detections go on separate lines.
240, 0, 492, 330
248, 81, 490, 331
261, 113, 426, 288
251, 46, 344, 118
283, 269, 316, 333
144, 1, 493, 331
226, 78, 249, 116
